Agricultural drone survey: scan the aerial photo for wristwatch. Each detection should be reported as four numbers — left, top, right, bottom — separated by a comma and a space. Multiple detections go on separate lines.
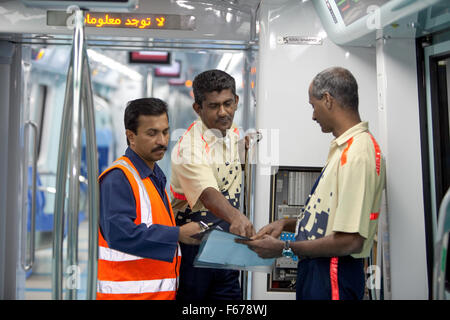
282, 240, 294, 258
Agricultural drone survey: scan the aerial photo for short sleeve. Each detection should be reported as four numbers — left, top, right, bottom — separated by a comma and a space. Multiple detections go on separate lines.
332, 154, 376, 239
171, 137, 219, 210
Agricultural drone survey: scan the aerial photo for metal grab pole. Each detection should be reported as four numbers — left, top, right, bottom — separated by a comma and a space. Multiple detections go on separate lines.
52, 61, 73, 300
66, 9, 85, 301
242, 132, 261, 300
52, 10, 85, 300
21, 121, 38, 271
82, 53, 99, 300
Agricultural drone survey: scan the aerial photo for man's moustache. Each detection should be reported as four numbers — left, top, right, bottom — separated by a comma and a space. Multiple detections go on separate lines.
152, 146, 167, 152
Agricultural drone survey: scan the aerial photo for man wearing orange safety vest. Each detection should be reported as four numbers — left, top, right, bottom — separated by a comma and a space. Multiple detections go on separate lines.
97, 98, 201, 300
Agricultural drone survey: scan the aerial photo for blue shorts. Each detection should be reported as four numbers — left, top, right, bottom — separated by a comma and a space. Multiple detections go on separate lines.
296, 256, 365, 300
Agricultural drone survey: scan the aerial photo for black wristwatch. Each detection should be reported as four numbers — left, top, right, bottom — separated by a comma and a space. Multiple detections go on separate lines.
282, 240, 294, 258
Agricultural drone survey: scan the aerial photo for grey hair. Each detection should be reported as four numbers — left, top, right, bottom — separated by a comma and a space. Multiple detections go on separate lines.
311, 67, 359, 111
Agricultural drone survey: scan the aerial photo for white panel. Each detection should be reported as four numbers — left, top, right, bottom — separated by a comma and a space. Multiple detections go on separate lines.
377, 37, 428, 299
252, 0, 378, 300
313, 0, 441, 46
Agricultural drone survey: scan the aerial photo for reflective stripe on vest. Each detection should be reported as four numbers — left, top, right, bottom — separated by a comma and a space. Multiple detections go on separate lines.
97, 156, 180, 300
97, 278, 178, 295
114, 159, 153, 226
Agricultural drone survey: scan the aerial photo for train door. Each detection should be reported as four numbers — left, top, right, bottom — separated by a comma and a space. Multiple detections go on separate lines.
19, 43, 254, 301
417, 25, 450, 298
22, 13, 101, 300
19, 45, 148, 300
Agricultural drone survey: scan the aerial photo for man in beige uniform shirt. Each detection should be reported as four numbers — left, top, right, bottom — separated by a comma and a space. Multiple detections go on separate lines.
240, 67, 386, 300
170, 69, 254, 301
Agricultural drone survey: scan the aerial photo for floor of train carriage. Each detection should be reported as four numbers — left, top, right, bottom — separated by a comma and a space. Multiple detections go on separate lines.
25, 220, 90, 300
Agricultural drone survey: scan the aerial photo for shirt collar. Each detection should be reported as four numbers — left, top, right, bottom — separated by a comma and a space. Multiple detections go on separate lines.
197, 118, 240, 148
333, 121, 369, 147
125, 147, 166, 183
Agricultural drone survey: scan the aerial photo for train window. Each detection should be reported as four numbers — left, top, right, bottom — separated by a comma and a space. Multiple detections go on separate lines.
446, 236, 450, 292
430, 56, 450, 221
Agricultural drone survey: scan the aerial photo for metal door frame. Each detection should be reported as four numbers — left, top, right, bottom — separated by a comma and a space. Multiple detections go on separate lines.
416, 29, 450, 299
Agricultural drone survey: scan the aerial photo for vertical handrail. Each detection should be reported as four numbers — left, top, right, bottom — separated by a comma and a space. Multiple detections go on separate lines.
52, 60, 73, 300
66, 9, 85, 301
433, 187, 450, 299
242, 132, 261, 300
28, 121, 38, 270
21, 121, 38, 271
52, 10, 88, 300
82, 52, 99, 301
52, 9, 98, 300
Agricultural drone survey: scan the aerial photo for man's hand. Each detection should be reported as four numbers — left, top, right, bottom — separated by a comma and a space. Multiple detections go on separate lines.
252, 219, 286, 240
178, 222, 202, 245
199, 187, 255, 238
229, 211, 255, 238
237, 234, 284, 259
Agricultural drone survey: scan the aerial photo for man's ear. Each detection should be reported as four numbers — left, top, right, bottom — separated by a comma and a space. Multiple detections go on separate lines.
126, 129, 135, 147
234, 95, 239, 108
323, 92, 333, 110
193, 102, 202, 115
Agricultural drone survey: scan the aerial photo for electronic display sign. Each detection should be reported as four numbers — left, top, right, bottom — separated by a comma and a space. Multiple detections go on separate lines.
129, 51, 171, 64
154, 60, 181, 78
47, 11, 196, 30
334, 0, 390, 26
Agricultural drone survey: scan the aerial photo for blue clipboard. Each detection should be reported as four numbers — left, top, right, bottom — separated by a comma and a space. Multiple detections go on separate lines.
193, 229, 275, 272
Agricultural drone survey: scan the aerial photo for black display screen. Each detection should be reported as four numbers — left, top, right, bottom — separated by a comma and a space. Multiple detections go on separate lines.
129, 51, 171, 64
334, 0, 390, 26
47, 11, 196, 30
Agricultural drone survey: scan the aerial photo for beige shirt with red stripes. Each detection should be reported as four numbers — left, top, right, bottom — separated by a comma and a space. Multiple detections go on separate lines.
170, 119, 243, 222
295, 121, 386, 258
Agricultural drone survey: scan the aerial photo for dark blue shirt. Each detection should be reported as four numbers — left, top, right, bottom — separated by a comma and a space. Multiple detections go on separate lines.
99, 147, 179, 262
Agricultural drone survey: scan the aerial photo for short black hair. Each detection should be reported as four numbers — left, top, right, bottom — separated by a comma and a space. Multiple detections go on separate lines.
124, 98, 168, 145
311, 67, 359, 111
192, 69, 236, 105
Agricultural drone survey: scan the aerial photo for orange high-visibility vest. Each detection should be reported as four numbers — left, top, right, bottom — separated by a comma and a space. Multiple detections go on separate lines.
96, 156, 181, 300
